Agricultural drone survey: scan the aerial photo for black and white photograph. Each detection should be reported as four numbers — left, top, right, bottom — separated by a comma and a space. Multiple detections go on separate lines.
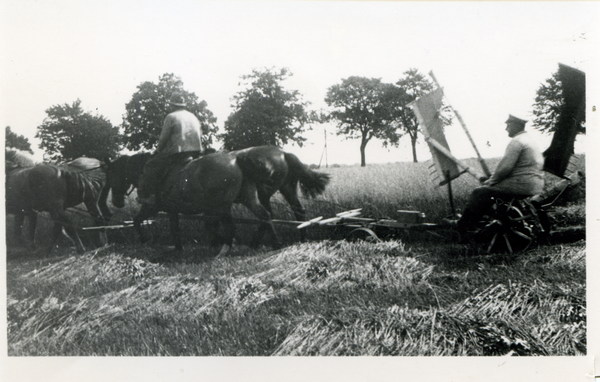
1, 1, 597, 381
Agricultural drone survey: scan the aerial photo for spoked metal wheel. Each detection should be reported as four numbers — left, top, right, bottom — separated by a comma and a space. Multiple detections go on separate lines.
473, 199, 541, 255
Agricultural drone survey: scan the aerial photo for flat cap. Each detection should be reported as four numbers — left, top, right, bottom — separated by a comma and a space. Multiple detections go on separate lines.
168, 93, 187, 107
505, 114, 527, 125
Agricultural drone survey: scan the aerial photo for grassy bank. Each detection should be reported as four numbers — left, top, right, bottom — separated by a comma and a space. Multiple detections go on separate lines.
7, 239, 585, 356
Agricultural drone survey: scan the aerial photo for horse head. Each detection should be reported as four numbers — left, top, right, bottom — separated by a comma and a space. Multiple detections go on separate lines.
104, 153, 151, 208
104, 156, 132, 208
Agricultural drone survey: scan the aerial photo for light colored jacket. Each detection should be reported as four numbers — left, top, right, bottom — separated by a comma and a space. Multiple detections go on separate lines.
157, 109, 203, 155
485, 131, 544, 195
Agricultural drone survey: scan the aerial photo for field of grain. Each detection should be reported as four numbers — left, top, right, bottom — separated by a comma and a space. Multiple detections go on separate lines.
5, 155, 586, 357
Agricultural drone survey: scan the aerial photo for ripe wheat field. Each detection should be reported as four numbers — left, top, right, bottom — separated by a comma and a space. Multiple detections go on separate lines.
5, 156, 586, 356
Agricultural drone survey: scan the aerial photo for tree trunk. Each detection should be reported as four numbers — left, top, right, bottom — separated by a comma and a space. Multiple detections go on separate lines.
410, 137, 419, 163
360, 138, 368, 167
411, 135, 418, 163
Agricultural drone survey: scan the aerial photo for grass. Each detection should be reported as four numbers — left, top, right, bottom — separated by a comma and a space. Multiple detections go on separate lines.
6, 238, 585, 356
5, 154, 586, 356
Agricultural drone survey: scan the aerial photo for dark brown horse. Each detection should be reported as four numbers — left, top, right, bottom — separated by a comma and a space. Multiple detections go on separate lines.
102, 146, 330, 251
232, 146, 330, 243
5, 150, 111, 253
5, 148, 38, 248
104, 151, 256, 256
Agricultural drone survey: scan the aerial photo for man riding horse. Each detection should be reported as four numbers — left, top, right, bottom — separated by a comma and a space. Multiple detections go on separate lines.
137, 93, 203, 206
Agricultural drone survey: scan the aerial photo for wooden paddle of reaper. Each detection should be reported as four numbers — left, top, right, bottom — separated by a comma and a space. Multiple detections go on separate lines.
543, 63, 585, 178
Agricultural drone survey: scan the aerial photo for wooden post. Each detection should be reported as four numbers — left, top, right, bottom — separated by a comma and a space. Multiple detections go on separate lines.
445, 170, 456, 216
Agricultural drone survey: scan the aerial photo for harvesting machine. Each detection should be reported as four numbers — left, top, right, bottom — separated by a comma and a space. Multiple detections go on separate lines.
299, 64, 586, 254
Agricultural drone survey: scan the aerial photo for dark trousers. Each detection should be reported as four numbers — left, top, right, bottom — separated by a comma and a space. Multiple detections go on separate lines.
457, 186, 530, 232
138, 151, 200, 198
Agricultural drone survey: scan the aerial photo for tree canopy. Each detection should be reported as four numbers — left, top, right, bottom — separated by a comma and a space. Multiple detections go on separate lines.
325, 70, 448, 165
121, 73, 218, 151
532, 69, 586, 135
220, 68, 311, 151
325, 76, 402, 167
35, 100, 121, 162
5, 126, 33, 153
393, 69, 438, 163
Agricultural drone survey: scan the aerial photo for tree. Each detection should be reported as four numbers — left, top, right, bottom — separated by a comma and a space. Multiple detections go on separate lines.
220, 67, 310, 150
393, 69, 437, 163
532, 69, 586, 135
121, 73, 218, 151
5, 126, 33, 153
35, 100, 121, 161
325, 76, 401, 167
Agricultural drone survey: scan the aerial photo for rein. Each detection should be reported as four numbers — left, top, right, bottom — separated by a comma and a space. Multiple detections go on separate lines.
125, 184, 136, 196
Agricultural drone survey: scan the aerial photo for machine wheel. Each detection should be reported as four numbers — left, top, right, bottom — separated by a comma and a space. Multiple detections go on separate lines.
473, 199, 541, 254
346, 227, 381, 243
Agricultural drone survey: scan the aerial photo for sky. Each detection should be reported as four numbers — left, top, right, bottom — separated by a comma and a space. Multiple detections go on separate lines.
0, 1, 597, 166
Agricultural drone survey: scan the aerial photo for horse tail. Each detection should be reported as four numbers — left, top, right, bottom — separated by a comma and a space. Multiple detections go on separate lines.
284, 152, 330, 198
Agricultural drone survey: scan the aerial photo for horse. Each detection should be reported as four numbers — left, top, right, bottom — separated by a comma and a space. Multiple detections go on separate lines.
5, 152, 112, 254
231, 145, 330, 243
104, 151, 259, 256
6, 149, 37, 246
101, 146, 330, 251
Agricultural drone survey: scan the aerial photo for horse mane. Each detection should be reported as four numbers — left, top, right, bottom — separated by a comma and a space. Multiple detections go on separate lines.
6, 148, 37, 169
128, 152, 153, 163
125, 152, 153, 187
106, 152, 152, 189
112, 152, 152, 167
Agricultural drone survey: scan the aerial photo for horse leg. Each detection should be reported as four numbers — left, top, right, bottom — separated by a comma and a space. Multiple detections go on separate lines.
46, 220, 62, 255
13, 212, 26, 247
168, 212, 183, 251
27, 211, 37, 246
205, 217, 224, 247
84, 199, 108, 247
280, 182, 307, 241
25, 210, 38, 251
254, 190, 275, 247
48, 208, 85, 254
96, 185, 113, 220
133, 205, 154, 244
215, 211, 235, 258
240, 183, 281, 248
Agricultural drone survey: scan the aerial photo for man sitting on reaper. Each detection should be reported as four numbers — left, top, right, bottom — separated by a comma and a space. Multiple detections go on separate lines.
449, 114, 544, 239
137, 93, 203, 206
